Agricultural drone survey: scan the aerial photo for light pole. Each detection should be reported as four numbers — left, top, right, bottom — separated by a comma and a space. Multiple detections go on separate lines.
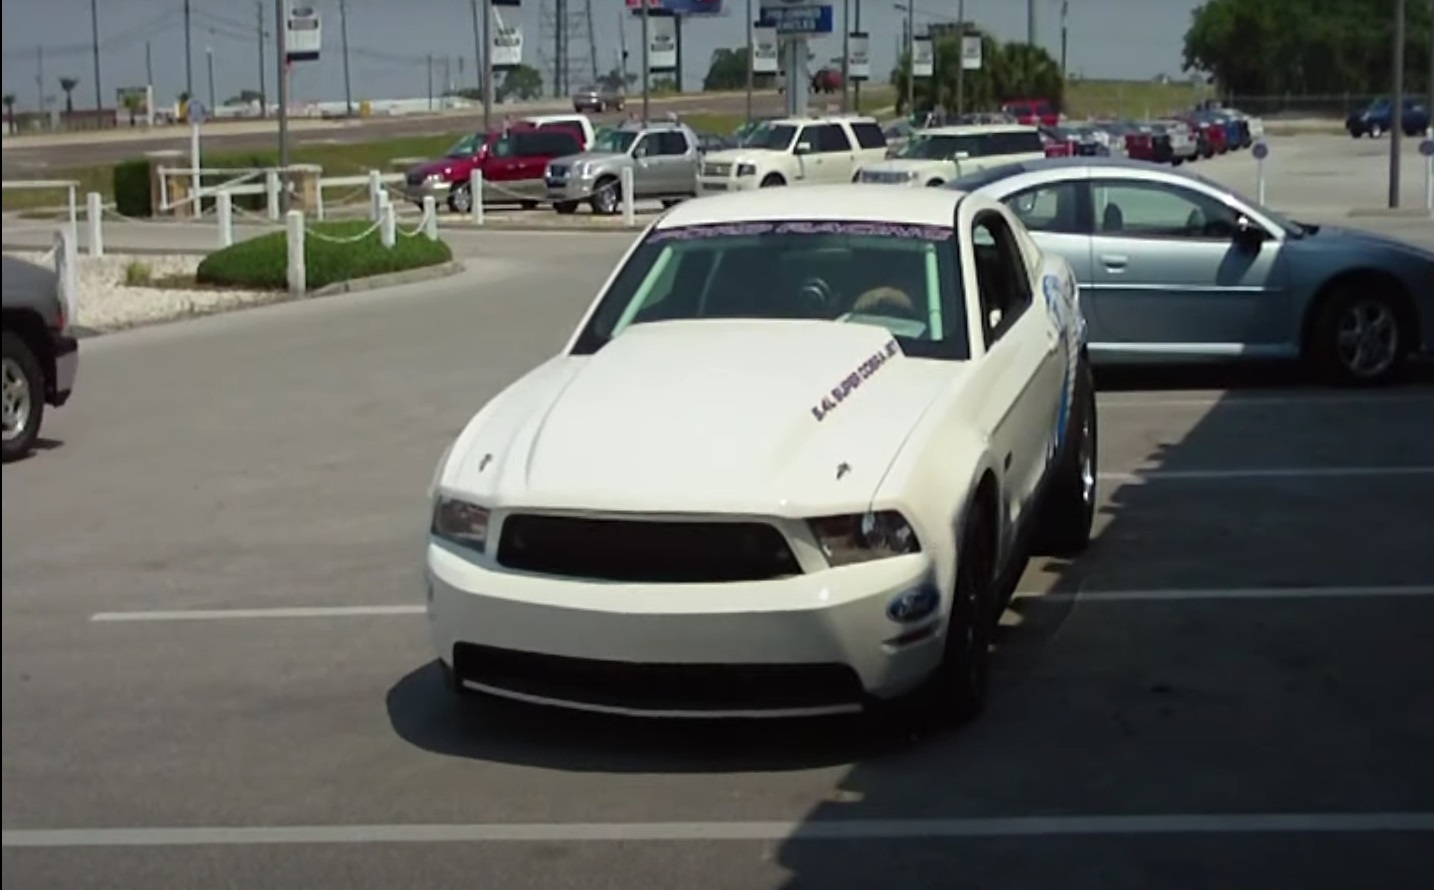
841, 0, 850, 113
641, 0, 650, 122
90, 0, 103, 114
274, 0, 289, 213
339, 0, 353, 115
206, 45, 216, 110
745, 0, 753, 124
474, 0, 492, 132
905, 1, 914, 116
1390, 0, 1406, 208
956, 0, 965, 116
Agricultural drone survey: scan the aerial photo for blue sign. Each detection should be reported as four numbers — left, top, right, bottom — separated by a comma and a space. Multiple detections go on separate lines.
186, 100, 207, 125
758, 4, 834, 35
626, 0, 723, 14
1420, 139, 1434, 158
1251, 141, 1269, 160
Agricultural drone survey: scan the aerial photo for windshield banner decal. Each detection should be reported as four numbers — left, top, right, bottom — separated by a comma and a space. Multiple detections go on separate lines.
649, 220, 953, 244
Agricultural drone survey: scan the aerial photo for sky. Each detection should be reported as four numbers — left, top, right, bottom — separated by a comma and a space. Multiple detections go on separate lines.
1, 0, 1204, 111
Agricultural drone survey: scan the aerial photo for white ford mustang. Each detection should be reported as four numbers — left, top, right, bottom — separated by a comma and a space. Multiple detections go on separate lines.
425, 184, 1096, 726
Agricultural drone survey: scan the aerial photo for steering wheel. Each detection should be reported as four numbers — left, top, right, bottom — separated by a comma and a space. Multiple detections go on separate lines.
797, 277, 834, 311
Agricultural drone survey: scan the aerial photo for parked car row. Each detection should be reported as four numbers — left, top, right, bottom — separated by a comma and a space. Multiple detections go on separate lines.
1034, 105, 1264, 168
1345, 96, 1432, 138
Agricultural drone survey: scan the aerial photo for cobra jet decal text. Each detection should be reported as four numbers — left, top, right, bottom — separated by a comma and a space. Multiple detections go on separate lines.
811, 339, 901, 422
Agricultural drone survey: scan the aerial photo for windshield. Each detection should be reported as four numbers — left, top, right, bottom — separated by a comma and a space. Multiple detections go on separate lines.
1180, 169, 1304, 236
592, 129, 638, 153
445, 133, 483, 158
741, 122, 798, 151
570, 220, 968, 359
898, 134, 978, 160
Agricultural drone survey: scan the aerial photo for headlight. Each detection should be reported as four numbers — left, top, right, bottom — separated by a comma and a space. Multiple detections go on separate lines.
736, 163, 757, 176
431, 496, 490, 552
577, 163, 595, 178
426, 173, 444, 183
809, 510, 920, 567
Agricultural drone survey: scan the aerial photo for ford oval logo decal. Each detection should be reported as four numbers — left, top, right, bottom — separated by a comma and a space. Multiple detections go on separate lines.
886, 586, 939, 623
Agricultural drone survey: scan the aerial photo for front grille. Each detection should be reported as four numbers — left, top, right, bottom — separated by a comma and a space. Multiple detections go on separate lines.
862, 170, 910, 184
453, 643, 864, 712
496, 514, 802, 583
406, 172, 425, 186
703, 162, 733, 177
548, 163, 568, 178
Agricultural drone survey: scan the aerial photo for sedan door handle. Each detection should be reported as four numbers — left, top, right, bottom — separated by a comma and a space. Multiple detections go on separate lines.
1100, 254, 1128, 269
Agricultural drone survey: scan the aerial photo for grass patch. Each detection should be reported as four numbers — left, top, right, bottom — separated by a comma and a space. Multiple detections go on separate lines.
195, 219, 453, 291
1062, 80, 1215, 119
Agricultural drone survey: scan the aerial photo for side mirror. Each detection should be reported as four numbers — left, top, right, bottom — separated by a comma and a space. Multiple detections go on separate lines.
953, 151, 971, 160
795, 141, 814, 155
1234, 215, 1266, 249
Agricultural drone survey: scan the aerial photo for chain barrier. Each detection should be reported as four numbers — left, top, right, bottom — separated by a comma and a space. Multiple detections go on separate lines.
397, 203, 434, 238
306, 218, 384, 244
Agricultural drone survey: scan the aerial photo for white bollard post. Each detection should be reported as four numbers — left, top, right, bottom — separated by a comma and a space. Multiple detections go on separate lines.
368, 169, 382, 220
620, 166, 635, 227
315, 184, 325, 222
189, 121, 202, 214
422, 195, 438, 240
1256, 156, 1266, 207
471, 171, 484, 226
285, 209, 305, 298
265, 170, 281, 221
216, 191, 234, 247
381, 200, 396, 248
67, 184, 78, 247
85, 191, 103, 257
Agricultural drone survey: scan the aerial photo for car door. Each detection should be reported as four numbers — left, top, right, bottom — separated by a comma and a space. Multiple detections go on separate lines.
505, 131, 551, 200
791, 125, 827, 182
814, 124, 857, 181
652, 130, 693, 195
963, 209, 1063, 539
999, 176, 1107, 342
1086, 177, 1292, 351
629, 133, 660, 196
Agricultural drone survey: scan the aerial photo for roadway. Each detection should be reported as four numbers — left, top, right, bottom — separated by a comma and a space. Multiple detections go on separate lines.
0, 90, 804, 175
3, 230, 1434, 888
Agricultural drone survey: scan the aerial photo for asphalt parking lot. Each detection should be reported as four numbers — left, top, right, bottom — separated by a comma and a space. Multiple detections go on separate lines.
4, 226, 1434, 888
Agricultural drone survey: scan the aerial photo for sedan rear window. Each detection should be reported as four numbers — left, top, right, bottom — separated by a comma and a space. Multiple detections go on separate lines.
571, 221, 970, 360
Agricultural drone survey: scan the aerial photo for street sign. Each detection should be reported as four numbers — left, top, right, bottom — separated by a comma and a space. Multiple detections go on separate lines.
285, 5, 322, 63
757, 3, 833, 35
1419, 138, 1434, 158
186, 100, 208, 125
1252, 141, 1269, 160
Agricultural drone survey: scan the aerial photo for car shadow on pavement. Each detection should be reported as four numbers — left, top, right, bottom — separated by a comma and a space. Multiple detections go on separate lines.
385, 660, 907, 773
1095, 358, 1434, 392
3, 436, 64, 463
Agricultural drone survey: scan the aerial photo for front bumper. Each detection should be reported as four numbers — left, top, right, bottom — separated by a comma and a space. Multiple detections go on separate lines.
696, 175, 759, 194
49, 332, 78, 407
425, 542, 946, 717
404, 180, 451, 204
545, 174, 598, 202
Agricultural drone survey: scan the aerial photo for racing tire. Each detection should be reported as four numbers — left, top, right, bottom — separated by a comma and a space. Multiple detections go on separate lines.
447, 183, 473, 215
1306, 282, 1409, 387
1, 330, 45, 464
553, 200, 579, 215
1031, 358, 1098, 558
880, 506, 996, 732
590, 176, 620, 215
759, 174, 786, 188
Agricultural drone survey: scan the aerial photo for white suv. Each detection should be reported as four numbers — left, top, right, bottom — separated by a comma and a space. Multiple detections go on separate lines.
855, 124, 1046, 188
696, 116, 889, 193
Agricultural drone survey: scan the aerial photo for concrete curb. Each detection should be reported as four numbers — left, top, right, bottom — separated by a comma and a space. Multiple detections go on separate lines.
2, 243, 216, 257
309, 259, 464, 297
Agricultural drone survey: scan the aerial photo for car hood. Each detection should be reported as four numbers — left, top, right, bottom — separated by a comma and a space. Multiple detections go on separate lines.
551, 150, 626, 168
703, 148, 787, 165
440, 320, 959, 516
861, 159, 949, 174
1298, 225, 1434, 260
408, 157, 467, 178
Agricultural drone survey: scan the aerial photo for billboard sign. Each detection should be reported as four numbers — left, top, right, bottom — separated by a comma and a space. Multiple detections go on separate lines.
757, 3, 833, 35
626, 0, 724, 14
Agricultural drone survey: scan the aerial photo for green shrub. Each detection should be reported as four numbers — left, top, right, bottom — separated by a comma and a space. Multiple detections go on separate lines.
195, 220, 453, 291
124, 260, 152, 285
112, 158, 152, 217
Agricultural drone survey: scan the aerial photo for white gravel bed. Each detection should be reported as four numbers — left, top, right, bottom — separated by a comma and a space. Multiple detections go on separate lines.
5, 251, 281, 333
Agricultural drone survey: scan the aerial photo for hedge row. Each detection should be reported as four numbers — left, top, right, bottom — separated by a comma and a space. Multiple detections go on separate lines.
195, 220, 453, 291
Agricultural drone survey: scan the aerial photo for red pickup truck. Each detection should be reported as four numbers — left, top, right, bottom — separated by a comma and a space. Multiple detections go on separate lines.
403, 122, 585, 213
1001, 98, 1060, 127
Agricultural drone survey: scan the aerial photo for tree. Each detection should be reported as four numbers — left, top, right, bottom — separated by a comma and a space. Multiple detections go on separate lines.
703, 47, 777, 91
59, 77, 79, 114
1182, 0, 1433, 96
121, 91, 144, 125
2, 93, 15, 134
497, 65, 543, 102
891, 31, 1064, 115
597, 67, 637, 92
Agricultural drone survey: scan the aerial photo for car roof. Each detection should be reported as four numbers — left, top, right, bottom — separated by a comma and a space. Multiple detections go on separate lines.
767, 115, 878, 126
922, 124, 1039, 136
656, 184, 968, 229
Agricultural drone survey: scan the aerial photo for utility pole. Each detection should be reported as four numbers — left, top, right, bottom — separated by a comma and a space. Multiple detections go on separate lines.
483, 0, 495, 131
1027, 0, 1037, 45
184, 0, 194, 99
145, 41, 154, 87
1390, 0, 1405, 208
36, 45, 44, 114
1427, 0, 1433, 132
257, 2, 267, 117
841, 0, 850, 112
206, 46, 216, 110
339, 0, 353, 114
745, 0, 753, 123
905, 0, 914, 116
274, 0, 289, 212
853, 0, 862, 112
641, 0, 650, 121
473, 0, 491, 132
90, 0, 103, 114
426, 53, 434, 110
956, 0, 965, 115
1060, 0, 1069, 80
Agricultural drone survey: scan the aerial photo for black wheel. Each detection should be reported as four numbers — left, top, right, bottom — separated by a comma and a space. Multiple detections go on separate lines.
1032, 359, 1098, 557
885, 504, 996, 731
759, 174, 785, 188
520, 201, 539, 210
447, 182, 473, 215
590, 176, 620, 215
925, 179, 944, 187
1307, 281, 1409, 386
1, 330, 45, 464
553, 200, 579, 215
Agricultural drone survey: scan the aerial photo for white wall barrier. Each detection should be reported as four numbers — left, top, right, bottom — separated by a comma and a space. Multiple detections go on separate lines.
380, 194, 397, 248
471, 171, 484, 226
422, 197, 438, 240
53, 227, 78, 323
285, 210, 306, 298
620, 167, 635, 228
85, 191, 104, 257
216, 191, 234, 247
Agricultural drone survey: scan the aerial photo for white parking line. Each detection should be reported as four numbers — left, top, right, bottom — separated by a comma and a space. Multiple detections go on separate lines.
1100, 466, 1434, 483
4, 812, 1431, 848
88, 585, 1434, 624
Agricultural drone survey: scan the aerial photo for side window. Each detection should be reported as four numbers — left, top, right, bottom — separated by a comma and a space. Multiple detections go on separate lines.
970, 213, 1035, 347
1092, 180, 1239, 239
815, 124, 853, 152
990, 130, 1044, 155
1004, 180, 1085, 235
656, 130, 690, 155
850, 122, 887, 149
631, 134, 652, 157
